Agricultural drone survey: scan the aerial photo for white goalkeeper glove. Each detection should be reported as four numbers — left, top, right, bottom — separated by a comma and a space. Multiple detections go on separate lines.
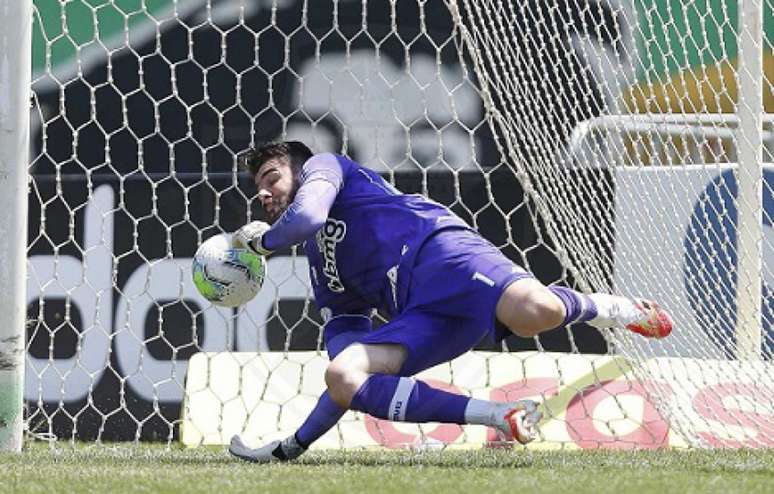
229, 434, 306, 463
233, 220, 273, 256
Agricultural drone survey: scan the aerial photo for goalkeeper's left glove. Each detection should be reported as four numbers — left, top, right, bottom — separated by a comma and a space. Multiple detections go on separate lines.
229, 434, 306, 463
233, 220, 273, 256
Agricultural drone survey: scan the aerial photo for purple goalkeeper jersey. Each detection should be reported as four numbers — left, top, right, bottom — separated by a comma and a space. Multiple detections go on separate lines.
302, 155, 470, 318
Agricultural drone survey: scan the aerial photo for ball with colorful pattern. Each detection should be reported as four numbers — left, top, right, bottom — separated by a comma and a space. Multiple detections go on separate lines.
192, 233, 266, 307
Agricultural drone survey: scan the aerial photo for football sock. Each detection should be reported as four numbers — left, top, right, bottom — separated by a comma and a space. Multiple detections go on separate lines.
350, 374, 468, 424
295, 391, 346, 449
463, 398, 511, 427
548, 286, 599, 327
586, 293, 642, 328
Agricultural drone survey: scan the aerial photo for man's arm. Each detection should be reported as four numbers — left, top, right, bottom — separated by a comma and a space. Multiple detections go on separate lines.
261, 178, 337, 250
237, 154, 344, 255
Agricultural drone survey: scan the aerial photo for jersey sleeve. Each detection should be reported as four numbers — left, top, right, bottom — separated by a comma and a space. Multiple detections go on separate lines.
299, 153, 345, 190
261, 154, 344, 250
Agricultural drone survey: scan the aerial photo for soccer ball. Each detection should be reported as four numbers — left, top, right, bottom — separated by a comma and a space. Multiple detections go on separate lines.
192, 233, 266, 307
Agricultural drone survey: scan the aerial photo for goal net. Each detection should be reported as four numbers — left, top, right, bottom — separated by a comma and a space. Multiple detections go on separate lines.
14, 0, 773, 449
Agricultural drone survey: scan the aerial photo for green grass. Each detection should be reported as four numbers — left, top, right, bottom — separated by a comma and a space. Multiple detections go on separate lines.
1, 444, 773, 494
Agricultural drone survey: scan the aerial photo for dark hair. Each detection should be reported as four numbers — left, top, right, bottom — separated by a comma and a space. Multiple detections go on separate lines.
239, 141, 313, 177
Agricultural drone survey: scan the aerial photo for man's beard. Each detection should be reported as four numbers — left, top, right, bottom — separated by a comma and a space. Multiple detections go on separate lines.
264, 179, 300, 224
265, 199, 290, 224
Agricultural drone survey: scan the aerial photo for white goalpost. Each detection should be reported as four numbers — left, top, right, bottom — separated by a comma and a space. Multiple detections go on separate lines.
12, 0, 774, 450
0, 0, 32, 452
735, 0, 764, 360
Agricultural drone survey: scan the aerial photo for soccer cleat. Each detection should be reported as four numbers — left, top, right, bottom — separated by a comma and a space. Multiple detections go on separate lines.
229, 434, 306, 463
624, 298, 673, 339
492, 400, 542, 445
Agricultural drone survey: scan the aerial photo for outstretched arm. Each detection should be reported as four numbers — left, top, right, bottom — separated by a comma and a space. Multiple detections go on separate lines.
236, 154, 343, 255
261, 177, 338, 250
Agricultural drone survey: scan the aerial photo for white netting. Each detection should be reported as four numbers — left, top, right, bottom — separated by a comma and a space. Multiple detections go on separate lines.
451, 0, 774, 447
23, 0, 773, 449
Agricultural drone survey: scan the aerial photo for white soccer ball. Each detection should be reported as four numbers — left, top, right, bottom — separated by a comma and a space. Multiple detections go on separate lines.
192, 233, 266, 307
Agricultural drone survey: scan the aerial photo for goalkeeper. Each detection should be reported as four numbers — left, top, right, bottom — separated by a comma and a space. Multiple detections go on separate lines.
229, 141, 673, 462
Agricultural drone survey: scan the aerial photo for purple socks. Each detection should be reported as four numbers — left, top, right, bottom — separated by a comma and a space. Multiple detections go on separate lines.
295, 391, 346, 448
548, 286, 598, 328
349, 374, 469, 424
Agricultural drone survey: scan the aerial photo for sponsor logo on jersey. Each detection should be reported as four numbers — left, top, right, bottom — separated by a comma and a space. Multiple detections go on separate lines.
317, 218, 347, 293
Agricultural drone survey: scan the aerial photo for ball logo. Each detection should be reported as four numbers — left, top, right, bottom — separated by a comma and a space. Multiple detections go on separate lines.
683, 169, 773, 359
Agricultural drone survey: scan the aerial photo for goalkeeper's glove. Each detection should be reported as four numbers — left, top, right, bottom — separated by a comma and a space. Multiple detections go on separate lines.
229, 434, 306, 463
233, 220, 273, 256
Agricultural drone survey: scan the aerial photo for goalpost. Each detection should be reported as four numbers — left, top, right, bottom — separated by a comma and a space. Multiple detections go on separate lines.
735, 0, 764, 360
0, 0, 32, 452
8, 0, 774, 450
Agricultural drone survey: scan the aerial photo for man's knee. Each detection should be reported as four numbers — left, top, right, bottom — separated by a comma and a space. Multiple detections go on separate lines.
524, 293, 565, 333
324, 359, 363, 408
323, 343, 407, 408
496, 280, 565, 338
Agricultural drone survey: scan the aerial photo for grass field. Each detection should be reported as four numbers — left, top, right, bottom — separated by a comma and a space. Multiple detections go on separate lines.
1, 444, 772, 494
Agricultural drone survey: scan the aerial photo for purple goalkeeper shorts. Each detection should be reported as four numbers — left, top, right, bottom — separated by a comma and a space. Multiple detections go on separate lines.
355, 228, 533, 376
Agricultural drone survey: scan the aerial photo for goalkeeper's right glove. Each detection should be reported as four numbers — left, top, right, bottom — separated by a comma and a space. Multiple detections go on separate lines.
232, 220, 273, 256
229, 434, 306, 463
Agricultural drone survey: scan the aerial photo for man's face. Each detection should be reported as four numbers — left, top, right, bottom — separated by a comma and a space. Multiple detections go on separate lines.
254, 156, 297, 224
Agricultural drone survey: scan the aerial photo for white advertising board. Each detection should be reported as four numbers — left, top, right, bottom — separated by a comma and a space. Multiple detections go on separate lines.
182, 351, 773, 450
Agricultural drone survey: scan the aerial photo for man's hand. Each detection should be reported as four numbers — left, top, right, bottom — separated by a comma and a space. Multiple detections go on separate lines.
233, 221, 273, 256
229, 434, 306, 463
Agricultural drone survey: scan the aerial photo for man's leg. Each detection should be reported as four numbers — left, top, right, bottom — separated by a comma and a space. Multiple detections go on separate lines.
230, 328, 366, 463
325, 343, 541, 444
230, 339, 539, 463
229, 390, 344, 463
495, 278, 673, 339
